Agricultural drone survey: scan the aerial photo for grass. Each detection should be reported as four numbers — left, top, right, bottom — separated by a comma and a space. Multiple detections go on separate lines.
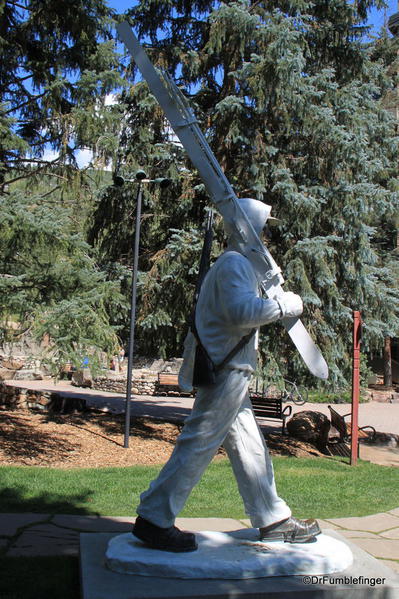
307, 389, 370, 403
0, 456, 398, 520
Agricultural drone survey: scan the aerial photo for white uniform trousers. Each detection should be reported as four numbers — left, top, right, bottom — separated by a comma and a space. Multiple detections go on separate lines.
137, 368, 291, 529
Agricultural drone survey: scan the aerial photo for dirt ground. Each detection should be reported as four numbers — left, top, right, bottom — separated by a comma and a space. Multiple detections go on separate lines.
0, 406, 329, 469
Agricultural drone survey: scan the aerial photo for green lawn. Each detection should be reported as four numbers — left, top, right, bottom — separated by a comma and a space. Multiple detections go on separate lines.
0, 456, 398, 520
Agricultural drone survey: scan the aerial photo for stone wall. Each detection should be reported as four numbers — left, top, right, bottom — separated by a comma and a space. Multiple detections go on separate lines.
92, 371, 158, 396
0, 382, 86, 413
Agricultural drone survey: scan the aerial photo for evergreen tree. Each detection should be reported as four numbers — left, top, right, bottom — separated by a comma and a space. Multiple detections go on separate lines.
98, 0, 398, 385
0, 0, 122, 180
0, 0, 127, 368
0, 181, 125, 372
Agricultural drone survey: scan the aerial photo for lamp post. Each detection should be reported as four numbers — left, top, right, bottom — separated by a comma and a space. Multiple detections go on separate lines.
350, 311, 361, 466
113, 171, 170, 448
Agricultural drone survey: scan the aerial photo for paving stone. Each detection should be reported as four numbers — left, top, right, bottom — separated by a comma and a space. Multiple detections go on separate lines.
349, 538, 399, 560
329, 513, 399, 533
0, 513, 49, 536
7, 523, 79, 557
52, 515, 135, 532
175, 518, 245, 532
388, 508, 399, 518
379, 559, 399, 574
380, 528, 399, 540
317, 519, 342, 531
339, 530, 380, 539
360, 445, 399, 467
239, 519, 251, 527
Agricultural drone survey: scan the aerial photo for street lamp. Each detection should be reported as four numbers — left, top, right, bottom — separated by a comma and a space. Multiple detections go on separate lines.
113, 171, 171, 448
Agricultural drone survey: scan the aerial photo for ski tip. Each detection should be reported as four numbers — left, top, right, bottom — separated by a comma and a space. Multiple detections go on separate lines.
312, 360, 329, 380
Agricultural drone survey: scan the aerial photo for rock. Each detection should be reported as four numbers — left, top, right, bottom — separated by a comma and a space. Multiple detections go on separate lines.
286, 411, 331, 453
13, 369, 44, 380
71, 368, 93, 388
266, 433, 327, 458
1, 357, 24, 370
0, 367, 15, 381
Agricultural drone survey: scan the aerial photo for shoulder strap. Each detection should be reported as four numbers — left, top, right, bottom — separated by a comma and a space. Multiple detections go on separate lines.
191, 314, 256, 372
214, 328, 256, 372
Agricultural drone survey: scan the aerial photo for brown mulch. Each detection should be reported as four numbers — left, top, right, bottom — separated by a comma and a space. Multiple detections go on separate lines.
0, 407, 324, 470
0, 408, 184, 469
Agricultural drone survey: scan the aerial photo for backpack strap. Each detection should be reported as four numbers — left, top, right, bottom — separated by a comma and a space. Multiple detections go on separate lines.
214, 328, 256, 371
191, 310, 256, 373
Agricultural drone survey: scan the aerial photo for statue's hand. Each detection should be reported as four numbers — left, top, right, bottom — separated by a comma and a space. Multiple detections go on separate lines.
275, 292, 303, 318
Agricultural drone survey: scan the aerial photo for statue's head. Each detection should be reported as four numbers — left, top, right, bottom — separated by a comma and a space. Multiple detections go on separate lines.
224, 198, 278, 242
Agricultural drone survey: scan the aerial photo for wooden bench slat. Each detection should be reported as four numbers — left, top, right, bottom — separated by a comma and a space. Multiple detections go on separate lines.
158, 373, 179, 385
327, 405, 376, 457
249, 395, 291, 434
156, 372, 194, 397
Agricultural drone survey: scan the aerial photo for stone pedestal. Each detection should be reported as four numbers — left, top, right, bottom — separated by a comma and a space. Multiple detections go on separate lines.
80, 530, 399, 598
105, 529, 352, 579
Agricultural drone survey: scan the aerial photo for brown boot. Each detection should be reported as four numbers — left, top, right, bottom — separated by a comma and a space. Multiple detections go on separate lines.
259, 517, 321, 543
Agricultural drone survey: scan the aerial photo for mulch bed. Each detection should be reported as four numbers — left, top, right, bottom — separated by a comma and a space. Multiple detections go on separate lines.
0, 407, 324, 469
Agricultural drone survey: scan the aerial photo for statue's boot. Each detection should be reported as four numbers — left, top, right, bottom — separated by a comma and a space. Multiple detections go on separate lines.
259, 517, 321, 543
133, 516, 198, 552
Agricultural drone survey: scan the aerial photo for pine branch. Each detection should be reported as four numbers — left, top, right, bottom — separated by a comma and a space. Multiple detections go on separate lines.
1, 91, 48, 116
6, 1, 31, 10
39, 185, 61, 199
2, 162, 68, 188
8, 158, 61, 165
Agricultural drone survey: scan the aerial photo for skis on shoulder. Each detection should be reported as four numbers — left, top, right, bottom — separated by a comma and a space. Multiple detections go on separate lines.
116, 22, 328, 380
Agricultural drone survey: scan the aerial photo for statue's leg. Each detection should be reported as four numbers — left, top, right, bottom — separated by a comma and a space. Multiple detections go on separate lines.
222, 396, 292, 529
137, 368, 250, 528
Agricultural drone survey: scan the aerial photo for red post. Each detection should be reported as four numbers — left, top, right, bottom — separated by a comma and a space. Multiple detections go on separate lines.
351, 311, 361, 465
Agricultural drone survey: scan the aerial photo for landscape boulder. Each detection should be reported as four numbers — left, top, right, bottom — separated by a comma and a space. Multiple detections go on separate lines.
72, 367, 93, 388
13, 368, 44, 380
0, 367, 15, 381
286, 410, 331, 453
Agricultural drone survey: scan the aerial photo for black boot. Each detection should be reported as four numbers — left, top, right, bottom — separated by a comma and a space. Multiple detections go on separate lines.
133, 516, 198, 552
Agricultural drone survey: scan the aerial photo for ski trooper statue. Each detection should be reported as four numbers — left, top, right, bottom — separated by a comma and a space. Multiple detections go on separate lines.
133, 198, 320, 552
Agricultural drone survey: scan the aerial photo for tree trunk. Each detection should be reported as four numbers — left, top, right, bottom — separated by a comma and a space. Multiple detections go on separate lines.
383, 336, 393, 388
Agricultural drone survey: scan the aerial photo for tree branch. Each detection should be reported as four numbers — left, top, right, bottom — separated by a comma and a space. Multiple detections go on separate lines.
8, 158, 60, 165
39, 185, 61, 199
1, 91, 48, 116
2, 162, 69, 188
6, 1, 31, 11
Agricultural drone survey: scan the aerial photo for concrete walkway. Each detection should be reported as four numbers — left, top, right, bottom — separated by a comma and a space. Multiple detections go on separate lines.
1, 512, 399, 577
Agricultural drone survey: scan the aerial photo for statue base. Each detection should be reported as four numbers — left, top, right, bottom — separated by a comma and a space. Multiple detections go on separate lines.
105, 528, 352, 579
80, 530, 399, 599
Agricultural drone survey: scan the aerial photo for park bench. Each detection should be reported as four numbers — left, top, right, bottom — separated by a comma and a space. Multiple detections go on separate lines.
156, 372, 194, 397
156, 372, 180, 395
327, 405, 376, 457
249, 393, 292, 434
